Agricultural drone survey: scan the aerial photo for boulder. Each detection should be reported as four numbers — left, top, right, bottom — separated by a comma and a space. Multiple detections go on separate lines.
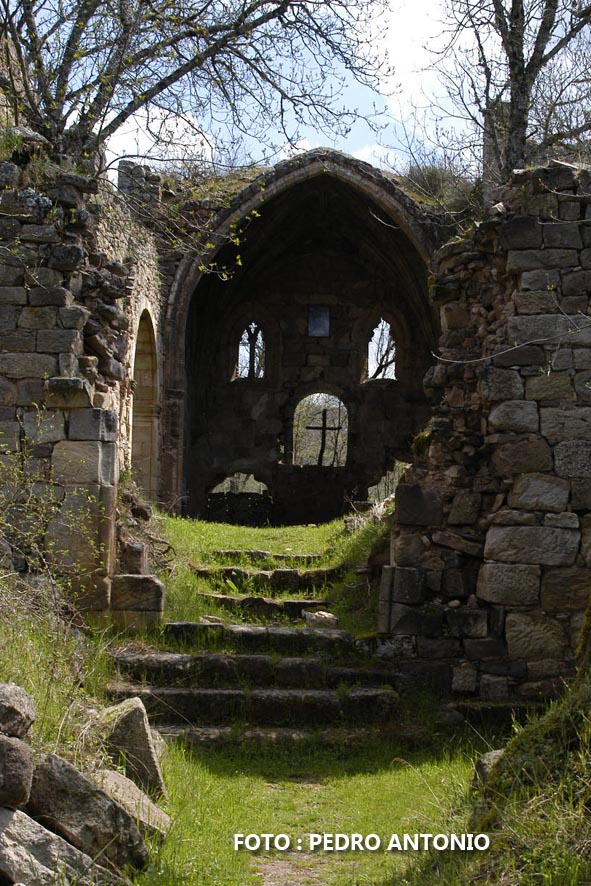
0, 683, 35, 738
93, 769, 170, 842
27, 753, 147, 872
474, 749, 505, 785
99, 697, 166, 797
0, 734, 34, 806
0, 807, 125, 885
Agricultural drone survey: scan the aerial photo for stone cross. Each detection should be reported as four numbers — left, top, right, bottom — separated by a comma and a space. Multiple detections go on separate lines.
306, 408, 343, 466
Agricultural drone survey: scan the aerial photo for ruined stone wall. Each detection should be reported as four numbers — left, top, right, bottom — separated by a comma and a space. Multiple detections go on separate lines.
382, 161, 591, 700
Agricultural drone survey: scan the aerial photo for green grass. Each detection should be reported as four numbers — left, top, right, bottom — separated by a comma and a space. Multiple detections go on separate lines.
136, 735, 481, 886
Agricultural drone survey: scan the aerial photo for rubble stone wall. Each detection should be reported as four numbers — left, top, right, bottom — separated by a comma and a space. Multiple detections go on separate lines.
382, 161, 591, 700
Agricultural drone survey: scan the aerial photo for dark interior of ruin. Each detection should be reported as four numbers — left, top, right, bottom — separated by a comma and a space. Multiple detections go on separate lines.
184, 173, 437, 523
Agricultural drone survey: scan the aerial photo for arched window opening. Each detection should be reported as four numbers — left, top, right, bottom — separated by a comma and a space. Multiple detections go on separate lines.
131, 311, 159, 501
237, 322, 265, 379
293, 393, 348, 467
367, 318, 396, 380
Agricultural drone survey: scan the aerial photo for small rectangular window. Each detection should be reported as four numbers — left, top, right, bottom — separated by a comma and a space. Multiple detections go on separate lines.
308, 305, 330, 337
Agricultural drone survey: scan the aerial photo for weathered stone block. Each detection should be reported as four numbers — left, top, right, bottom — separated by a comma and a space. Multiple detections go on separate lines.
47, 243, 85, 271
562, 270, 591, 296
491, 435, 553, 476
68, 409, 118, 442
0, 161, 20, 188
28, 286, 73, 307
92, 769, 170, 841
541, 568, 591, 610
554, 440, 591, 478
489, 400, 538, 433
445, 607, 488, 638
0, 734, 34, 806
44, 376, 93, 408
20, 223, 60, 243
17, 306, 57, 329
52, 441, 118, 485
514, 291, 558, 314
451, 666, 477, 693
1, 330, 35, 352
509, 315, 591, 346
508, 472, 570, 512
500, 217, 542, 249
59, 304, 90, 328
525, 372, 574, 401
25, 267, 63, 287
0, 286, 26, 305
392, 567, 425, 604
505, 613, 567, 659
463, 637, 507, 659
0, 683, 35, 738
99, 697, 166, 797
541, 407, 591, 443
493, 344, 546, 367
22, 410, 65, 444
432, 530, 483, 557
395, 484, 443, 526
448, 491, 481, 524
441, 301, 469, 330
542, 222, 582, 248
0, 305, 16, 331
36, 329, 83, 354
572, 479, 591, 510
544, 511, 578, 528
28, 753, 148, 871
110, 575, 165, 611
479, 367, 523, 401
484, 526, 579, 565
0, 353, 57, 379
0, 266, 23, 285
417, 637, 461, 658
520, 269, 560, 290
390, 604, 443, 636
506, 248, 578, 272
574, 371, 591, 404
480, 675, 509, 700
120, 538, 149, 575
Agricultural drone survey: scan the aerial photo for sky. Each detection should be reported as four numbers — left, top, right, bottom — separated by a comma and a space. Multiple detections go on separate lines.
105, 0, 448, 175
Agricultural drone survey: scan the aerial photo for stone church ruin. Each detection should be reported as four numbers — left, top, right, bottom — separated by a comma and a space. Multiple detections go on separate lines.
2, 135, 591, 699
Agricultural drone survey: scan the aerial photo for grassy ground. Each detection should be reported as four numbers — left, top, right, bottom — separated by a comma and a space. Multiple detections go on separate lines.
136, 734, 481, 886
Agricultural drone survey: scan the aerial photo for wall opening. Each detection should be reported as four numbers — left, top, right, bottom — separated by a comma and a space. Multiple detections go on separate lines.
236, 322, 265, 379
367, 317, 396, 380
131, 310, 159, 501
205, 472, 272, 525
293, 393, 348, 467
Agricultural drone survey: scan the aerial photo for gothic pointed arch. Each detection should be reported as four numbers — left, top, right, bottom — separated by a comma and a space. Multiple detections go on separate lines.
131, 310, 160, 501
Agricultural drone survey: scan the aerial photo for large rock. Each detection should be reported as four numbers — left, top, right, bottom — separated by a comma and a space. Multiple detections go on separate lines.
508, 473, 570, 512
0, 734, 34, 806
505, 613, 568, 659
0, 683, 35, 738
477, 563, 540, 606
0, 807, 124, 885
99, 697, 166, 797
93, 769, 171, 842
483, 526, 579, 566
474, 749, 505, 785
28, 753, 148, 872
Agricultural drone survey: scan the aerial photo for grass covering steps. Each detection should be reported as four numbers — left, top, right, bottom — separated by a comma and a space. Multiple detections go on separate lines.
105, 683, 399, 727
112, 649, 401, 689
157, 724, 397, 747
194, 592, 327, 620
212, 549, 323, 565
191, 564, 342, 591
163, 621, 356, 654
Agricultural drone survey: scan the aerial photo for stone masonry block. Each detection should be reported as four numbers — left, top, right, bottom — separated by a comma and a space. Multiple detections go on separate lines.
508, 473, 570, 512
36, 329, 82, 354
554, 440, 591, 478
110, 575, 165, 612
395, 484, 443, 526
484, 526, 579, 566
0, 353, 57, 378
509, 315, 591, 347
477, 563, 540, 606
392, 567, 425, 605
505, 613, 567, 659
488, 400, 538, 433
52, 441, 118, 486
68, 409, 118, 442
0, 287, 26, 305
22, 411, 65, 445
541, 568, 591, 611
525, 372, 574, 401
479, 367, 523, 401
541, 407, 591, 443
445, 607, 488, 638
492, 435, 553, 476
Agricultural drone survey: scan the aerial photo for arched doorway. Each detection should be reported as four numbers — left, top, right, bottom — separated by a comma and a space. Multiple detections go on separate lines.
131, 311, 159, 501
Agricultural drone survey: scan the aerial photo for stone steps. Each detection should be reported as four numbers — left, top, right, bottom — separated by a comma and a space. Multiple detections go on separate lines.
191, 565, 341, 592
163, 621, 356, 655
106, 683, 399, 727
212, 549, 324, 566
157, 724, 399, 747
112, 650, 400, 689
194, 592, 327, 620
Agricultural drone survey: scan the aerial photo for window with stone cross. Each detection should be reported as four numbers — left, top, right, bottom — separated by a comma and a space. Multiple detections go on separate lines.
367, 317, 396, 380
293, 393, 348, 467
237, 322, 265, 378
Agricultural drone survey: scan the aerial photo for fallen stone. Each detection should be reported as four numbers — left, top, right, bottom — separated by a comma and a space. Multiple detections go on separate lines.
99, 697, 166, 797
304, 610, 338, 629
27, 753, 148, 872
484, 526, 579, 566
0, 807, 124, 885
474, 749, 504, 785
93, 769, 170, 842
0, 734, 34, 806
0, 683, 35, 738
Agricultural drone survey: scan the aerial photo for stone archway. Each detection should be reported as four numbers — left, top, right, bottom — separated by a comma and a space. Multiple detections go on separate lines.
131, 310, 160, 501
162, 149, 441, 520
